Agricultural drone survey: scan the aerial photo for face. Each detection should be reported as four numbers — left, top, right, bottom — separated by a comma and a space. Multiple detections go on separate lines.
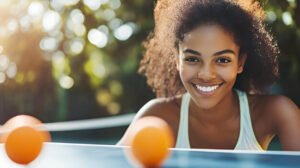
177, 24, 246, 109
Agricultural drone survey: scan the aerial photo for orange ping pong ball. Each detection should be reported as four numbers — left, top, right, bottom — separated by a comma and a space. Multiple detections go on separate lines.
5, 126, 44, 165
0, 115, 51, 143
0, 115, 51, 165
129, 116, 174, 167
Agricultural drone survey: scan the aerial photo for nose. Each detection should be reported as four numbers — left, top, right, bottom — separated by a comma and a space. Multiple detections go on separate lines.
197, 64, 216, 82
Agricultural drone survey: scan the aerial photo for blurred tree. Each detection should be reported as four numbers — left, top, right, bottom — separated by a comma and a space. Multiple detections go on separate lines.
0, 0, 56, 122
263, 0, 300, 105
0, 0, 155, 123
0, 0, 298, 124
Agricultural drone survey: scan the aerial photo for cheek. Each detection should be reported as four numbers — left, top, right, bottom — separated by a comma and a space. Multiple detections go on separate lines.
218, 66, 239, 82
178, 64, 196, 81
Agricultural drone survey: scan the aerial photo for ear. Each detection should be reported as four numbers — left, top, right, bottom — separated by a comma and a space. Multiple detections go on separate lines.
237, 53, 247, 74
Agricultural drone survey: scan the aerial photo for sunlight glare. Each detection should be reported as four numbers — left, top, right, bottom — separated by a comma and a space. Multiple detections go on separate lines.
0, 72, 6, 83
0, 55, 10, 71
83, 0, 102, 11
114, 24, 133, 41
59, 75, 74, 89
28, 1, 45, 17
6, 63, 17, 79
88, 29, 108, 48
40, 37, 58, 51
282, 12, 293, 26
43, 10, 61, 32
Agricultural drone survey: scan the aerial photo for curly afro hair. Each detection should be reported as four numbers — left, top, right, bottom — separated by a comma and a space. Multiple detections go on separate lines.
139, 0, 279, 97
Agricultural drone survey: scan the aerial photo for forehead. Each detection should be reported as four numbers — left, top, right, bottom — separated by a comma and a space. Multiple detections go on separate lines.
181, 24, 239, 52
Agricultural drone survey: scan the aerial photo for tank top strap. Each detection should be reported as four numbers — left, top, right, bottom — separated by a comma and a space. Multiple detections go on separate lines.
175, 92, 191, 148
234, 89, 264, 150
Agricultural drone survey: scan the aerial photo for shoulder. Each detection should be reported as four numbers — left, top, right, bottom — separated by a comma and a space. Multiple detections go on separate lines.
249, 94, 299, 124
249, 93, 297, 112
133, 96, 182, 121
250, 94, 300, 150
264, 95, 300, 129
117, 95, 182, 146
253, 94, 299, 119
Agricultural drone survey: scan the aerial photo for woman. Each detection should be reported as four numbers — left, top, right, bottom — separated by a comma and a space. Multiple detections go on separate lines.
118, 0, 300, 151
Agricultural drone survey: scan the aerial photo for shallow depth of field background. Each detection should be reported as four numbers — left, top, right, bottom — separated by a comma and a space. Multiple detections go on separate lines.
0, 0, 299, 150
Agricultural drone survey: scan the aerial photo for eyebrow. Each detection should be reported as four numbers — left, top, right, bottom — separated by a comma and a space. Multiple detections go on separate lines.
183, 49, 236, 56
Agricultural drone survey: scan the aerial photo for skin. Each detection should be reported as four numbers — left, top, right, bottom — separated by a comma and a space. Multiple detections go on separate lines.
118, 24, 300, 151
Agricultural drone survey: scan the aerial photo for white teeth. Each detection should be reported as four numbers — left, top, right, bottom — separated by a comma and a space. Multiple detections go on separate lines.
196, 85, 219, 92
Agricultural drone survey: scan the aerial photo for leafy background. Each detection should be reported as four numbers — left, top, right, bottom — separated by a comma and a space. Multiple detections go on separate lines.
0, 0, 299, 147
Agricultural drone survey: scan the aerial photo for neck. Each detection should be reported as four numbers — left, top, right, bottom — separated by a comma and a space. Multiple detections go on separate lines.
189, 90, 239, 124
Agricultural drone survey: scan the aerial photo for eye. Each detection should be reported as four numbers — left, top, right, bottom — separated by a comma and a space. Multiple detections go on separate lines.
216, 57, 232, 64
184, 57, 199, 63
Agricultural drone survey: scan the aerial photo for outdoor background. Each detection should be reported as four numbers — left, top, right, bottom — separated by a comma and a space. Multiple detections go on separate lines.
0, 0, 299, 149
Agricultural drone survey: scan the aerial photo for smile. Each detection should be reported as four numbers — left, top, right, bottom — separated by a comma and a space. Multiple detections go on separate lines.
192, 82, 224, 95
195, 85, 219, 92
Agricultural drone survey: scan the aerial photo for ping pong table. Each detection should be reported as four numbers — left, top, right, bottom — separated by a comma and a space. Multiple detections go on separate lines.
0, 142, 299, 168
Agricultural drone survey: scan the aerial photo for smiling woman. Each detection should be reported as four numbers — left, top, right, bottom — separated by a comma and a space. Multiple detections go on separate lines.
117, 0, 300, 151
177, 25, 246, 110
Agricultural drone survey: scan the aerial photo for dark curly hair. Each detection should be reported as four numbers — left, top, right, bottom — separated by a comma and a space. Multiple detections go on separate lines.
139, 0, 279, 97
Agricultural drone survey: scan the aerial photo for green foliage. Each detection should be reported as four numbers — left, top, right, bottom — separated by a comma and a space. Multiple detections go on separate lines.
264, 0, 300, 105
0, 0, 298, 123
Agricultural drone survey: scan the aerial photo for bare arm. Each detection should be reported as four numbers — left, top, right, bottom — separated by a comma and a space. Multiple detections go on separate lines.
273, 96, 300, 151
116, 98, 169, 146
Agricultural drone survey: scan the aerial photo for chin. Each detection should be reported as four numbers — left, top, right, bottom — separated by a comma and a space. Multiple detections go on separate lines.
195, 100, 219, 110
188, 84, 235, 110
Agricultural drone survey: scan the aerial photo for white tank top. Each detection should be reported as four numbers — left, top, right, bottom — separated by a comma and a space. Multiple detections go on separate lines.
175, 90, 264, 150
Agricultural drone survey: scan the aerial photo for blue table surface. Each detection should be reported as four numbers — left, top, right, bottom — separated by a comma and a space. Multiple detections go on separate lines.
0, 142, 300, 168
